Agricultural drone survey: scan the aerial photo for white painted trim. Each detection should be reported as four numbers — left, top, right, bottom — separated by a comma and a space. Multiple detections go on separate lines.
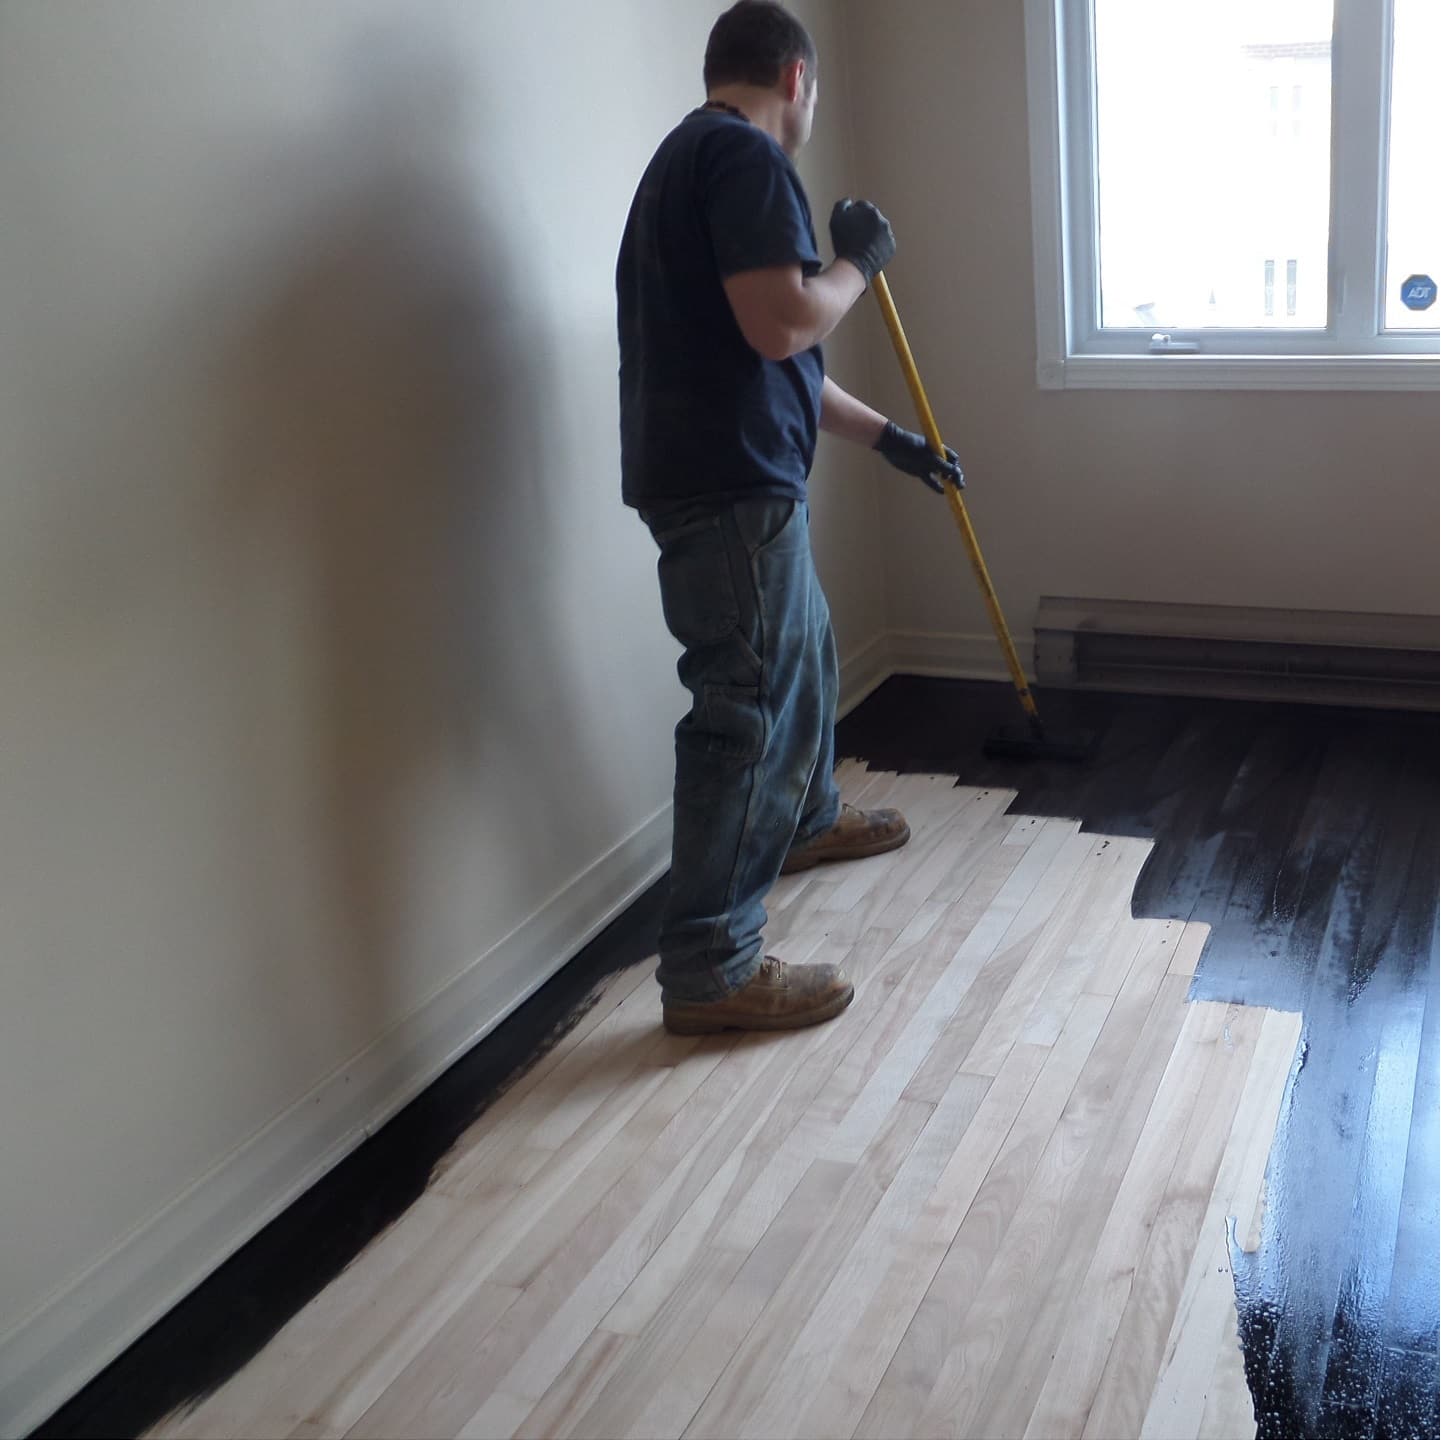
1025, 0, 1070, 391
887, 629, 1037, 685
1330, 0, 1390, 350
0, 804, 673, 1440
837, 631, 894, 718
1047, 353, 1438, 391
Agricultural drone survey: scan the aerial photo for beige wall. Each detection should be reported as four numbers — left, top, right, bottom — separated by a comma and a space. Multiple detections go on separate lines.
0, 2, 879, 1429
797, 4, 890, 666
13, 1, 1431, 1428
845, 0, 1438, 657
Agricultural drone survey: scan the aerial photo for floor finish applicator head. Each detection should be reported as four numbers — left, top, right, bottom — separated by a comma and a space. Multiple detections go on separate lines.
983, 717, 1098, 764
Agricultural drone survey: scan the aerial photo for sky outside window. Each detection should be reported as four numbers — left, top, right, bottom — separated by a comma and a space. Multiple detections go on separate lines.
1094, 0, 1334, 330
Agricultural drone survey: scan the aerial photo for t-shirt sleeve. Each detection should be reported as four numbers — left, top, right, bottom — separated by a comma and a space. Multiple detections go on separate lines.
702, 130, 823, 280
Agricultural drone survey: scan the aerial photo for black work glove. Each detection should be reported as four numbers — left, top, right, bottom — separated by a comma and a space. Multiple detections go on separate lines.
829, 198, 896, 286
874, 420, 963, 495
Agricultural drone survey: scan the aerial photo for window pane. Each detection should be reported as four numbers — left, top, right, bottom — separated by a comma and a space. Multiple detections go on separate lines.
1093, 1, 1333, 331
1383, 0, 1440, 331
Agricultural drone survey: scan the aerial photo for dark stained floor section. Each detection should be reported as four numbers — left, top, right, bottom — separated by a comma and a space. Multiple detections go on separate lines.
36, 677, 1438, 1440
834, 676, 1439, 1440
35, 887, 668, 1440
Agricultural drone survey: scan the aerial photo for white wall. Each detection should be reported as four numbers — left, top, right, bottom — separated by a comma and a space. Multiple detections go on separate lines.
0, 2, 880, 1431
794, 4, 891, 687
5, 1, 1431, 1430
845, 0, 1439, 669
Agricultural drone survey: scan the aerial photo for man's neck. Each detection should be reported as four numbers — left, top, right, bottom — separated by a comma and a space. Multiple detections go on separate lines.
704, 84, 787, 152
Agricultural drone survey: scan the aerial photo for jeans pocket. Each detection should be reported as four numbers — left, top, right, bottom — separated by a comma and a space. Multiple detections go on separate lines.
700, 683, 767, 763
654, 515, 742, 648
733, 498, 802, 559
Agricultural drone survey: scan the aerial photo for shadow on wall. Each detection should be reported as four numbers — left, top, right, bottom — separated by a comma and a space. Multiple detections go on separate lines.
209, 35, 594, 1047
21, 25, 642, 1438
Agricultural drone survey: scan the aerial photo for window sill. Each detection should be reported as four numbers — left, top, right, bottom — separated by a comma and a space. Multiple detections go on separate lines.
1038, 353, 1440, 392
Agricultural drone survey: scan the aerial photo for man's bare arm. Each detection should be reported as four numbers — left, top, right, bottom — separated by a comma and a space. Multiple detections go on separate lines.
721, 261, 865, 362
818, 375, 887, 446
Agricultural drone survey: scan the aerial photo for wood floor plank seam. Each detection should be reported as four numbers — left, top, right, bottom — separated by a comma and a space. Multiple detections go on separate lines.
680, 1095, 937, 1438
144, 766, 1313, 1440
933, 926, 1199, 1439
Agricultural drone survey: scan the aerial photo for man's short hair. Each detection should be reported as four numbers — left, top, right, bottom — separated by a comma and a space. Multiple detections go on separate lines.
703, 1, 817, 92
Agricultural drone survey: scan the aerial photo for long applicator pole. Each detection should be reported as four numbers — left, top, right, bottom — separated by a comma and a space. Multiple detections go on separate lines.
870, 272, 1095, 763
871, 271, 1043, 734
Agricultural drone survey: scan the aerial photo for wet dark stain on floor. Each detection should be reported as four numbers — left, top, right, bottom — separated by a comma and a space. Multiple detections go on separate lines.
34, 887, 668, 1440
35, 677, 1437, 1440
834, 676, 1439, 1440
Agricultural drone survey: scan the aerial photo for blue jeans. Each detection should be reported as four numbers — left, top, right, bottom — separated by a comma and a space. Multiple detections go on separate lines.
643, 497, 842, 1002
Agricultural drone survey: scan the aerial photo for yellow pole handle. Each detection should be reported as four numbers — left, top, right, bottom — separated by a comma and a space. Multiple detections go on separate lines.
870, 271, 1041, 728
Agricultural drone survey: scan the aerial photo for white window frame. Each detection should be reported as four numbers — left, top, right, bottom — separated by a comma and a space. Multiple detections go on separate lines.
1025, 0, 1440, 391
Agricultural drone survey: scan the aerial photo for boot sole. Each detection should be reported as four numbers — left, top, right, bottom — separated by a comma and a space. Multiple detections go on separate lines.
779, 823, 912, 876
662, 983, 855, 1036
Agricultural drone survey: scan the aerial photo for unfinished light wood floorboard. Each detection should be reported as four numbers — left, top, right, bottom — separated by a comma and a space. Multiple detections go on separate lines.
146, 767, 1301, 1440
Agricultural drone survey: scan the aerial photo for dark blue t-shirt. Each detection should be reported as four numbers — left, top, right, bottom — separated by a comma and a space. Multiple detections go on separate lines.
617, 108, 825, 509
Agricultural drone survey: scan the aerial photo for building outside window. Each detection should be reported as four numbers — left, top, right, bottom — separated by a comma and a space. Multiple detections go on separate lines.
1026, 0, 1439, 389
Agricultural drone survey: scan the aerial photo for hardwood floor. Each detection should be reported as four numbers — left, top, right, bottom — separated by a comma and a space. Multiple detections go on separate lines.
145, 763, 1301, 1440
836, 679, 1439, 1440
42, 680, 1437, 1440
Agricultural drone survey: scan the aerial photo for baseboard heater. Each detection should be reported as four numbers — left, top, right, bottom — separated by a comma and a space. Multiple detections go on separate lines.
1034, 597, 1439, 711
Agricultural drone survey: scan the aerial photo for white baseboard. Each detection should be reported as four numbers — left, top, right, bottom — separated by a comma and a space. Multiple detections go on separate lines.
887, 628, 1037, 685
836, 631, 894, 718
0, 804, 673, 1440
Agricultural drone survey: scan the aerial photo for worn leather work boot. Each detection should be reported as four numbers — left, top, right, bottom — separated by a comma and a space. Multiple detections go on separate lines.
780, 803, 911, 875
662, 956, 854, 1035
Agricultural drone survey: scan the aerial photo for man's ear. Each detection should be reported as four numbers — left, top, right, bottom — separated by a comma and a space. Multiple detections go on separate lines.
781, 57, 806, 103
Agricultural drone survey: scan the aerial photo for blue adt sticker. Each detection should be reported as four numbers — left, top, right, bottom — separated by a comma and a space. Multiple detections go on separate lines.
1400, 274, 1437, 311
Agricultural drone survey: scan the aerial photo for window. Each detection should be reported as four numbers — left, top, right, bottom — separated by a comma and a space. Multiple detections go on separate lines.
1025, 0, 1439, 389
1383, 0, 1438, 331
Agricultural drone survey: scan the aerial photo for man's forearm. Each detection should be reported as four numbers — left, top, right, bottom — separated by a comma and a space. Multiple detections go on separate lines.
819, 375, 887, 447
786, 260, 867, 353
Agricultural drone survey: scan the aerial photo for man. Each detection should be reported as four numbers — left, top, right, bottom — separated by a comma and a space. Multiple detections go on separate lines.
617, 0, 962, 1036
